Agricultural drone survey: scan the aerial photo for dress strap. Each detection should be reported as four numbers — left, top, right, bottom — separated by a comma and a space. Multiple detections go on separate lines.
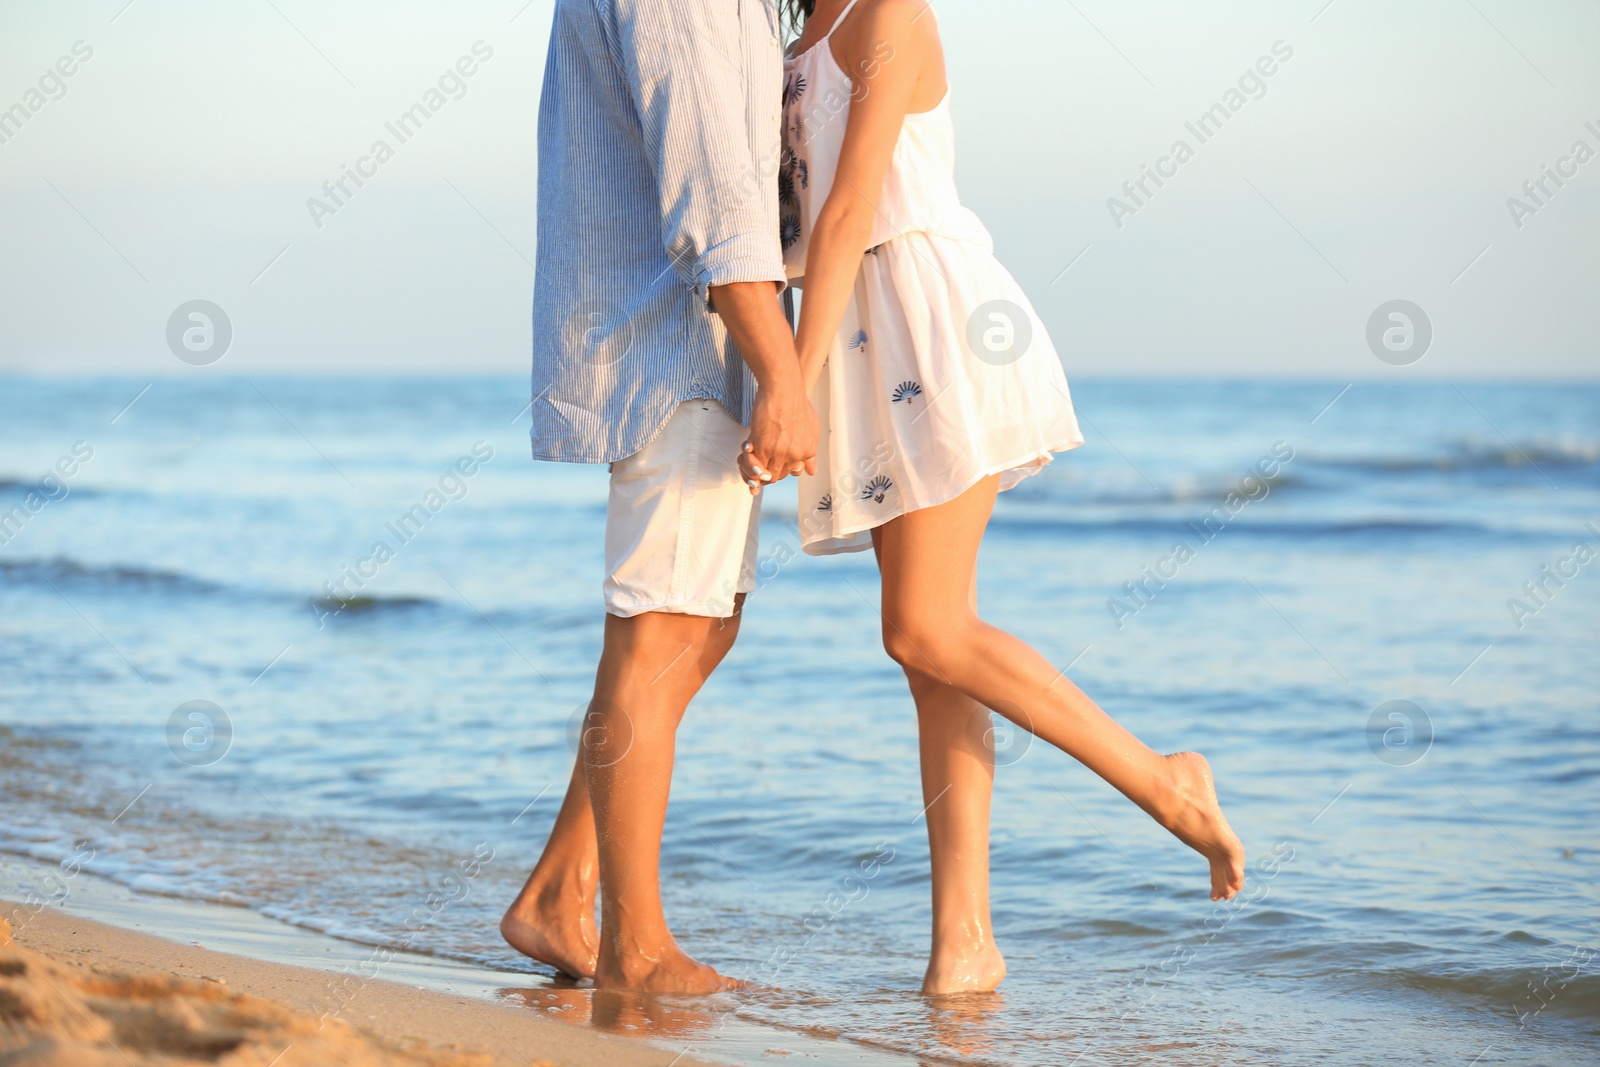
822, 0, 867, 40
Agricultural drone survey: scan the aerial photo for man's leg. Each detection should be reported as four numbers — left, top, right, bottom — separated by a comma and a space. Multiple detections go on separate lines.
501, 604, 742, 979
585, 607, 741, 992
501, 399, 758, 988
500, 754, 598, 977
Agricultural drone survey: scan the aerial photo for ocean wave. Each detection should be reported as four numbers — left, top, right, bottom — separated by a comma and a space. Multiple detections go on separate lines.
1043, 472, 1305, 507
0, 557, 229, 597
1356, 961, 1600, 1021
309, 594, 437, 615
1300, 439, 1600, 476
0, 476, 102, 499
0, 556, 443, 616
989, 515, 1504, 541
0, 824, 252, 911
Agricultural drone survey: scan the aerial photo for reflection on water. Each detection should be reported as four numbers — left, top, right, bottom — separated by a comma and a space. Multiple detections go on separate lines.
920, 991, 1006, 1063
499, 980, 1019, 1067
499, 983, 740, 1043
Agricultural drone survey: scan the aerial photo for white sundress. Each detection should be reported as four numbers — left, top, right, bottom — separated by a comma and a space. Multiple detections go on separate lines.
781, 0, 1083, 556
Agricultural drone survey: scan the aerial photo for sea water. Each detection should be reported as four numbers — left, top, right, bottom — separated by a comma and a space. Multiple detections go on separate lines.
1, 375, 1596, 1066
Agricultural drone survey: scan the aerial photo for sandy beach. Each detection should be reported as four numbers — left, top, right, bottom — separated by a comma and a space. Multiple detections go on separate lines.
0, 905, 728, 1067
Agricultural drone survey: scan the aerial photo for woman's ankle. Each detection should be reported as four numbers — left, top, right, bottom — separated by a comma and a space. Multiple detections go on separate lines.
1134, 754, 1184, 827
929, 918, 996, 957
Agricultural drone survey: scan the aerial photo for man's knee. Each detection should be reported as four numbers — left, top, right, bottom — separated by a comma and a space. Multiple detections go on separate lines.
720, 592, 748, 636
698, 593, 744, 665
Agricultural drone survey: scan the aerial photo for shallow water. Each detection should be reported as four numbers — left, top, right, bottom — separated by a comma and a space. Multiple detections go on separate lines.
2, 375, 1597, 1066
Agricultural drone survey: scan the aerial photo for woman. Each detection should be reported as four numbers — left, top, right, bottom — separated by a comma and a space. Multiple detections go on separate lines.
762, 0, 1246, 995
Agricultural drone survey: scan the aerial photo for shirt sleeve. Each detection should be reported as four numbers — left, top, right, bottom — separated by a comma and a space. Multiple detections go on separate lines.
609, 0, 786, 305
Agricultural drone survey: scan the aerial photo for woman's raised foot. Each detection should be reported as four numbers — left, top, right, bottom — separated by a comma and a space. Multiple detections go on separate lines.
1162, 751, 1246, 901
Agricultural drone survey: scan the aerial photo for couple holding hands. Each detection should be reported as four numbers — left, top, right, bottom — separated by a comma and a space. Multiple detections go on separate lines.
502, 0, 1244, 995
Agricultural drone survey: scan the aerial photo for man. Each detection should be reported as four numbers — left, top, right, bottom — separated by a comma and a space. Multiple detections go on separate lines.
499, 0, 816, 993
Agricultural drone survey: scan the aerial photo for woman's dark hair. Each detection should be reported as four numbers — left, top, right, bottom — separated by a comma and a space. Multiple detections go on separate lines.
781, 0, 815, 38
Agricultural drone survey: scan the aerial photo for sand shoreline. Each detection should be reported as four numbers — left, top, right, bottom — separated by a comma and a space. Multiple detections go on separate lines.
0, 852, 920, 1067
1, 903, 734, 1067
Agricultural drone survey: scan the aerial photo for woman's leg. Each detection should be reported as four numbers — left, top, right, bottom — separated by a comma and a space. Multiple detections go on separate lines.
870, 542, 1006, 995
909, 675, 1010, 995
874, 475, 1245, 902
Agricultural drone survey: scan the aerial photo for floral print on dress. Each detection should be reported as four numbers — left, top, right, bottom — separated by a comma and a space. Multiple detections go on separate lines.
778, 122, 806, 251
861, 476, 892, 503
816, 493, 833, 512
783, 72, 807, 106
847, 329, 868, 351
797, 158, 809, 189
891, 380, 923, 405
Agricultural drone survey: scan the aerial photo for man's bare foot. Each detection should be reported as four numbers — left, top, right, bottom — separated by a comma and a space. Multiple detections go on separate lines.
1162, 751, 1246, 901
921, 939, 1006, 995
500, 893, 598, 980
593, 942, 742, 994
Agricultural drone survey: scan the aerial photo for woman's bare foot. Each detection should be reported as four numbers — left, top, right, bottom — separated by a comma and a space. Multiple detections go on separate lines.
1161, 751, 1246, 901
921, 938, 1006, 995
500, 890, 598, 980
592, 941, 741, 994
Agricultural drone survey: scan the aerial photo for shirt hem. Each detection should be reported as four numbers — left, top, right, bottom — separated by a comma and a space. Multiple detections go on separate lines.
529, 392, 752, 465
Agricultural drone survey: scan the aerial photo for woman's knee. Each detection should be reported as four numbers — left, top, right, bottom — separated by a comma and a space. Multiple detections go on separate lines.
881, 616, 964, 675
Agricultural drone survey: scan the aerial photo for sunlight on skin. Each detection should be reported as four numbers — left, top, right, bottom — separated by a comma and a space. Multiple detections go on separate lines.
870, 474, 1247, 987
501, 604, 745, 992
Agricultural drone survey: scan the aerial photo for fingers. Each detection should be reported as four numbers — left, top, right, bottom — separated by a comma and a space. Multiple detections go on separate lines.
765, 453, 809, 485
740, 442, 775, 486
740, 440, 813, 493
738, 443, 766, 494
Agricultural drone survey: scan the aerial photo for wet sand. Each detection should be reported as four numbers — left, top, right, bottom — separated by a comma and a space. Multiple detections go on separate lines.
0, 905, 726, 1067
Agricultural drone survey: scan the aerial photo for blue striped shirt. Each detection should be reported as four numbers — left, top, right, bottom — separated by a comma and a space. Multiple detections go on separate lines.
530, 0, 787, 463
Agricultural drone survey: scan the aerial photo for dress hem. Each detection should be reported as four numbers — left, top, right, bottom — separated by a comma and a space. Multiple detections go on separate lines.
799, 436, 1085, 556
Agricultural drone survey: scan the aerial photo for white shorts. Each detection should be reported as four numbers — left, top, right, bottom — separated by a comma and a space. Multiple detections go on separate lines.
604, 399, 761, 619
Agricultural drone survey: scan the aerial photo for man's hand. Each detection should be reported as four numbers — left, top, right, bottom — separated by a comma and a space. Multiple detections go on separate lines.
739, 386, 818, 493
707, 281, 818, 495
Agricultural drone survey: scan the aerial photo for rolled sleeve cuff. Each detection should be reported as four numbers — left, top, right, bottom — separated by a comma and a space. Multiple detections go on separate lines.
691, 236, 788, 307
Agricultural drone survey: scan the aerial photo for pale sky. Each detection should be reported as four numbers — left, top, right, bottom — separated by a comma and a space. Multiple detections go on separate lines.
0, 0, 1596, 378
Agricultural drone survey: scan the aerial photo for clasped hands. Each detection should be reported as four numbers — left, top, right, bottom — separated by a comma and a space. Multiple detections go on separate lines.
737, 386, 819, 494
